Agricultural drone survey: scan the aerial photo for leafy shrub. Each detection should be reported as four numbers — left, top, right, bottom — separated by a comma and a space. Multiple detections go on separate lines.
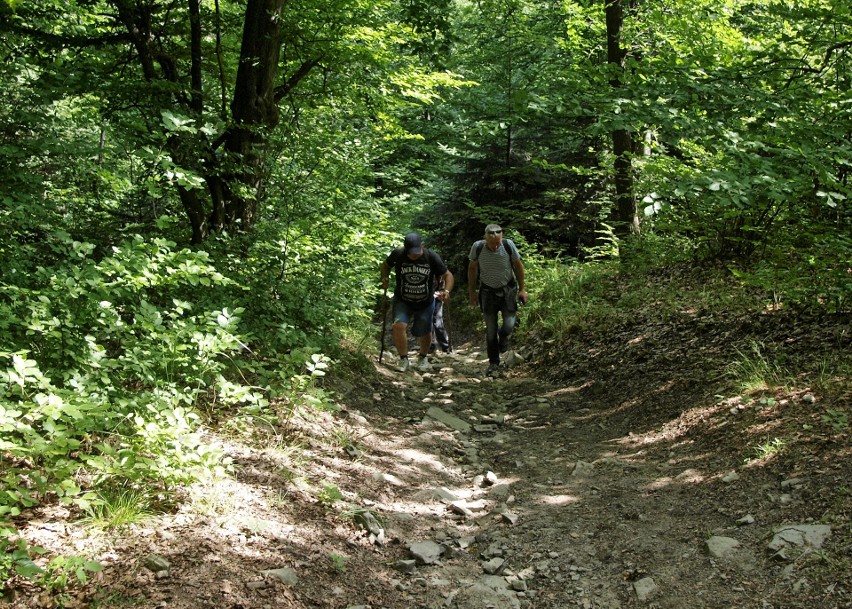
0, 235, 252, 561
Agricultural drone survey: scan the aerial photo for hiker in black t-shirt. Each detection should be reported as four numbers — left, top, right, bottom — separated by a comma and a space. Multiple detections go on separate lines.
380, 233, 454, 372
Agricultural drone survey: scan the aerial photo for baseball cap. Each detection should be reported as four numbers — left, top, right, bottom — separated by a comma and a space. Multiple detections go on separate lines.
403, 233, 423, 256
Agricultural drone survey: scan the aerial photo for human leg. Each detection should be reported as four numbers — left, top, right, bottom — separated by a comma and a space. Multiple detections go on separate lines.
480, 289, 501, 365
392, 322, 408, 356
392, 300, 413, 370
430, 300, 441, 352
432, 300, 450, 352
418, 334, 433, 361
411, 301, 436, 371
498, 310, 517, 353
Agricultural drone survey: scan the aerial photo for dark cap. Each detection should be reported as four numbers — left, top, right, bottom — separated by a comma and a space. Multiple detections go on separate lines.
403, 233, 423, 256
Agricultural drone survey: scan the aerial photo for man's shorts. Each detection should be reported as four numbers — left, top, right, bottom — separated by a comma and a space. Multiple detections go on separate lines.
393, 298, 436, 337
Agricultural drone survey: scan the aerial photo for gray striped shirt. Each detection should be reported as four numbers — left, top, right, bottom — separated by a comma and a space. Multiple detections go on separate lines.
470, 239, 519, 289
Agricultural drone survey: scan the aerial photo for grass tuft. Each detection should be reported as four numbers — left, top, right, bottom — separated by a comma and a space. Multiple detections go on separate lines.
81, 488, 155, 530
726, 341, 790, 392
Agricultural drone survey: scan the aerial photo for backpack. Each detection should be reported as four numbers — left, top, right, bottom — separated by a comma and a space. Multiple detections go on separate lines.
473, 239, 517, 287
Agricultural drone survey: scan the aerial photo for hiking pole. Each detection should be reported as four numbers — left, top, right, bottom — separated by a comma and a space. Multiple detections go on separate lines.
443, 296, 453, 352
378, 287, 389, 363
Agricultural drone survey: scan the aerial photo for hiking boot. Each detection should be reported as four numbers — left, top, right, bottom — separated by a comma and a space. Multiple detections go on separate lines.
486, 363, 500, 377
397, 357, 410, 372
417, 355, 432, 372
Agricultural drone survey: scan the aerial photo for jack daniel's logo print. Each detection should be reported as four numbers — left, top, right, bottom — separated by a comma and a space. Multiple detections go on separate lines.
401, 262, 431, 302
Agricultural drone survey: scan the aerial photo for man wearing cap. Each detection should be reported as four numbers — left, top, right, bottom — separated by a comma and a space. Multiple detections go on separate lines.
468, 224, 528, 377
380, 233, 454, 372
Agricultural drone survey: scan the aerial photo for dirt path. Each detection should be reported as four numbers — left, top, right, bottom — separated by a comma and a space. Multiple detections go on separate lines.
330, 342, 848, 609
9, 319, 850, 609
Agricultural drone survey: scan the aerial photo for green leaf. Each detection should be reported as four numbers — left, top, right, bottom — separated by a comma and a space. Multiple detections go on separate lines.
15, 559, 44, 578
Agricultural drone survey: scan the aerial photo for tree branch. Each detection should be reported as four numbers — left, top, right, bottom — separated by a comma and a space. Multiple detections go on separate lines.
274, 58, 322, 102
4, 23, 130, 49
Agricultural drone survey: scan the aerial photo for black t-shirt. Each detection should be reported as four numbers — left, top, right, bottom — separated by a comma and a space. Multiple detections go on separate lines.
385, 248, 448, 309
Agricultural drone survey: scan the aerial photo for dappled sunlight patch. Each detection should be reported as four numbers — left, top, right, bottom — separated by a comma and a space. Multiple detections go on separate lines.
186, 477, 263, 520
385, 448, 452, 480
641, 476, 677, 492
616, 401, 732, 449
593, 455, 643, 470
641, 467, 710, 492
740, 418, 787, 438
18, 514, 84, 557
664, 452, 715, 467
673, 468, 707, 484
348, 433, 464, 487
404, 486, 479, 515
331, 430, 466, 491
597, 449, 650, 470
543, 383, 588, 397
650, 378, 679, 396
536, 493, 582, 506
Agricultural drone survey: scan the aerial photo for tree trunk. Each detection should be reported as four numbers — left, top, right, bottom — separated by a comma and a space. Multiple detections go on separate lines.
116, 0, 287, 242
188, 0, 203, 116
605, 0, 639, 237
208, 0, 286, 234
178, 184, 208, 244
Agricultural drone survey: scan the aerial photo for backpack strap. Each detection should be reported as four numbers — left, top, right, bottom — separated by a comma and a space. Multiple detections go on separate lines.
475, 240, 485, 260
475, 239, 516, 286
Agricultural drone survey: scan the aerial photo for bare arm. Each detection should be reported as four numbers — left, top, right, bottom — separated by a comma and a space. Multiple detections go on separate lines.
512, 258, 529, 303
437, 270, 454, 301
442, 270, 454, 293
380, 261, 390, 290
468, 260, 478, 306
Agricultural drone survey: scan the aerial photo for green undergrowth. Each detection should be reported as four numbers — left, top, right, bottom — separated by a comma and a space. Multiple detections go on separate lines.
524, 259, 759, 339
0, 232, 361, 597
522, 250, 850, 403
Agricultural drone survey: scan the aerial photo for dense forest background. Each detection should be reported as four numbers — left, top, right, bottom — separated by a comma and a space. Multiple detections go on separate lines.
1, 0, 849, 595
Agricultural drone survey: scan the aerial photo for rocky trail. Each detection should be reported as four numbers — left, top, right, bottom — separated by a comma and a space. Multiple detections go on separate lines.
9, 311, 850, 609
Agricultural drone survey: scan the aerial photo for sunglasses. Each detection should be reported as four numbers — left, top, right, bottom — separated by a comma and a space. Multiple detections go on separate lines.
487, 230, 503, 235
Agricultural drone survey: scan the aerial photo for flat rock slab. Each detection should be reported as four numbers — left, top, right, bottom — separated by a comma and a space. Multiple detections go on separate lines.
260, 567, 298, 586
706, 536, 741, 558
425, 406, 472, 433
452, 581, 520, 609
634, 577, 658, 601
768, 524, 832, 551
409, 540, 445, 565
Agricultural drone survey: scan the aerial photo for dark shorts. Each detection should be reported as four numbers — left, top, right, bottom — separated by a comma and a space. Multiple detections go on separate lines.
393, 298, 436, 337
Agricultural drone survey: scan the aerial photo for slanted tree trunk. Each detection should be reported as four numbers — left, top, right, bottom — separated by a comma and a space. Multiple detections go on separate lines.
604, 0, 639, 238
